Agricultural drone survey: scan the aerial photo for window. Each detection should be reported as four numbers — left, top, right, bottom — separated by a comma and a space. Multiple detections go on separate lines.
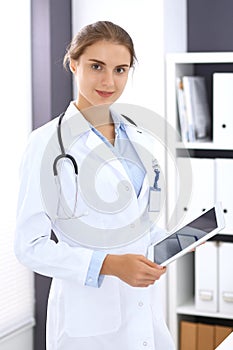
0, 0, 34, 339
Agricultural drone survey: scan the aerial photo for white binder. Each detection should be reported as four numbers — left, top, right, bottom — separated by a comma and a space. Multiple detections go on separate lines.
215, 159, 233, 231
219, 242, 233, 314
213, 73, 233, 147
195, 241, 218, 312
176, 157, 215, 227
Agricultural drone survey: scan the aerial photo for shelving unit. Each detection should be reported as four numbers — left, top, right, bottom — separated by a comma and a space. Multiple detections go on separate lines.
177, 301, 233, 320
176, 142, 233, 150
165, 52, 233, 348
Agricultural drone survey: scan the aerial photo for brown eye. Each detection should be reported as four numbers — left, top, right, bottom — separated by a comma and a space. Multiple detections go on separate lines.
115, 67, 125, 74
91, 64, 102, 71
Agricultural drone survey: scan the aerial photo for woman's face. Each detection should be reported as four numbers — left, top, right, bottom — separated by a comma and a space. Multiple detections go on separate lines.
71, 40, 131, 110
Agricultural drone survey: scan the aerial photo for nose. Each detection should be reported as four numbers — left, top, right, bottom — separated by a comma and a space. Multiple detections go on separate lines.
101, 69, 114, 87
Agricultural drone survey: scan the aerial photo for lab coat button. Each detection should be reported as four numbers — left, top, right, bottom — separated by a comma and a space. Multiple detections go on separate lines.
130, 223, 135, 228
125, 185, 129, 191
88, 277, 93, 283
138, 301, 143, 307
143, 341, 148, 346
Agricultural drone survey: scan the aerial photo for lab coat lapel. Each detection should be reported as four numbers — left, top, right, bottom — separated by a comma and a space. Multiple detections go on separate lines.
85, 126, 135, 184
84, 128, 140, 214
123, 123, 151, 199
63, 108, 149, 203
64, 109, 133, 182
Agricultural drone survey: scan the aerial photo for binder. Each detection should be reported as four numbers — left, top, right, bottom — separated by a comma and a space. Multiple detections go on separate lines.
219, 242, 233, 314
183, 76, 211, 141
215, 159, 233, 231
213, 73, 233, 147
215, 325, 233, 348
180, 321, 197, 350
180, 322, 233, 350
182, 77, 196, 142
176, 77, 189, 143
215, 332, 233, 350
197, 323, 215, 350
176, 157, 215, 227
195, 241, 218, 312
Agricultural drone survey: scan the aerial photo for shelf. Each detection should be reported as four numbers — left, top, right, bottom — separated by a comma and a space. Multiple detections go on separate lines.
219, 229, 233, 236
166, 52, 233, 347
177, 300, 233, 320
176, 142, 233, 151
167, 52, 233, 65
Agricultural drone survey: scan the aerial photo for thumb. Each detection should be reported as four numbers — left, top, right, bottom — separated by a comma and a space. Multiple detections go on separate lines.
145, 257, 166, 270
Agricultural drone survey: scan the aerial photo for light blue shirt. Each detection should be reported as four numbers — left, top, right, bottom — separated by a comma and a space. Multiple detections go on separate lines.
85, 112, 146, 287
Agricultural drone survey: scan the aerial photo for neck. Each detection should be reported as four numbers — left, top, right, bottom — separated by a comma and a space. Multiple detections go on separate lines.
75, 103, 113, 128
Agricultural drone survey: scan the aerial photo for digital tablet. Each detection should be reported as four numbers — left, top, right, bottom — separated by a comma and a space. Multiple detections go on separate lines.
147, 202, 225, 266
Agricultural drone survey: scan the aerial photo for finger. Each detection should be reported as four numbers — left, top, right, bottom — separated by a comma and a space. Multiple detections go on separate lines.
141, 256, 165, 270
143, 268, 166, 281
146, 264, 167, 276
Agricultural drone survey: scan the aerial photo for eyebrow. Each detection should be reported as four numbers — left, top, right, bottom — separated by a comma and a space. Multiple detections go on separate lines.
88, 59, 130, 67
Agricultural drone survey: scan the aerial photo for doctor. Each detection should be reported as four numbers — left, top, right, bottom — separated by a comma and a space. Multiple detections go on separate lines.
15, 21, 175, 350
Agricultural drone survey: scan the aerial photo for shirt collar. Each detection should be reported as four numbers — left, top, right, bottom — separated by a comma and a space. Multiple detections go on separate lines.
65, 102, 126, 132
110, 108, 126, 132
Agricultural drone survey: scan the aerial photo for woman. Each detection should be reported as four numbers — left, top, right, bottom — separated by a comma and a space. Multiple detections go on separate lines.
15, 21, 175, 350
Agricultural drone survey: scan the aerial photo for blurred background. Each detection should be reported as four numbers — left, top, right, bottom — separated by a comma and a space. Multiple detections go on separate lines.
0, 0, 232, 349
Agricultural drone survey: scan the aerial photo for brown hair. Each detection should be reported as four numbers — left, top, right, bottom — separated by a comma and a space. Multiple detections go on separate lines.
63, 21, 137, 69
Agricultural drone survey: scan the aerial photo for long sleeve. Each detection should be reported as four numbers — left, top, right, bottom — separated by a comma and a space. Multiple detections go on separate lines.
85, 250, 107, 287
14, 126, 95, 285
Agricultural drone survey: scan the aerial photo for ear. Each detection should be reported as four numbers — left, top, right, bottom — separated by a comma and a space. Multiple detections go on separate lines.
69, 59, 77, 74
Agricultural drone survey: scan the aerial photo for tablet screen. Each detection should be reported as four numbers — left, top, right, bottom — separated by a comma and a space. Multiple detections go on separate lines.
153, 207, 217, 265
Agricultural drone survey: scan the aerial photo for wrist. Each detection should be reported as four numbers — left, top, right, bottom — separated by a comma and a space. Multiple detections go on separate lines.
100, 254, 120, 276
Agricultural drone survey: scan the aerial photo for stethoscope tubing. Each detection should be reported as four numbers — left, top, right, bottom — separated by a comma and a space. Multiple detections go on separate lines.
53, 112, 78, 176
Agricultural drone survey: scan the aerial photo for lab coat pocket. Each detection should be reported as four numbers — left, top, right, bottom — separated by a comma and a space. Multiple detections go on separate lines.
63, 276, 121, 337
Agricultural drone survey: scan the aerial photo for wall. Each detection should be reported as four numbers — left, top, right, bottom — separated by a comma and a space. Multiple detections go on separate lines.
31, 2, 72, 350
72, 0, 165, 115
31, 0, 72, 129
164, 0, 187, 53
187, 0, 233, 52
72, 0, 187, 116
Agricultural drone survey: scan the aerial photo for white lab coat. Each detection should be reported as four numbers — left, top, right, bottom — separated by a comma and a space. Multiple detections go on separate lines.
15, 102, 175, 350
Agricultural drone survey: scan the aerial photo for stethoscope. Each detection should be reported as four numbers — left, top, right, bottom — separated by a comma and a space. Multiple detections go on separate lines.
53, 112, 137, 177
53, 112, 79, 219
53, 112, 161, 219
53, 112, 78, 177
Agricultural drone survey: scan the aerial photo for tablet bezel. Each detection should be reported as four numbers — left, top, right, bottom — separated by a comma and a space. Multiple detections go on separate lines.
147, 202, 225, 266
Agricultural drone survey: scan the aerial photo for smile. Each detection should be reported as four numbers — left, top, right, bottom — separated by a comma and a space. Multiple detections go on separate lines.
96, 90, 114, 98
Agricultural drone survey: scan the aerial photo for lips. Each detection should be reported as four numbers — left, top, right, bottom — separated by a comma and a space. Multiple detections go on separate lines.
96, 90, 114, 98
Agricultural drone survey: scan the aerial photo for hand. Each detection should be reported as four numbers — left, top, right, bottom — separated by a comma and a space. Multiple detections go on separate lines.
100, 254, 166, 288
